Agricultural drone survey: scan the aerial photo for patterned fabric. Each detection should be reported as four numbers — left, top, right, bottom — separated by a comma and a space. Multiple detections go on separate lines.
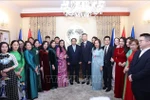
30, 17, 56, 39
96, 16, 120, 41
56, 47, 69, 87
0, 53, 19, 100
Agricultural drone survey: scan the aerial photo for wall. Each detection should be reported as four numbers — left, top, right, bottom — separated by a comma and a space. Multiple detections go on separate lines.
128, 3, 150, 38
0, 3, 21, 42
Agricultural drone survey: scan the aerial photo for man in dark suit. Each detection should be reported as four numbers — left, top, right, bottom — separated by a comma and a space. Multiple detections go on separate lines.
81, 33, 93, 85
128, 33, 150, 100
102, 36, 113, 92
67, 38, 81, 85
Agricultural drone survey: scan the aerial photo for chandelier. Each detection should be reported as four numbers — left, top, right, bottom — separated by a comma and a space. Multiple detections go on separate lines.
61, 0, 106, 17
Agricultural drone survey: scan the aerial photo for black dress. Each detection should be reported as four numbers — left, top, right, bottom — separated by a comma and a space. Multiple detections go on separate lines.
0, 53, 19, 100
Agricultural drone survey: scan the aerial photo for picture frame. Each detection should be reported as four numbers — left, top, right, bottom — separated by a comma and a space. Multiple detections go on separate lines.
0, 29, 10, 44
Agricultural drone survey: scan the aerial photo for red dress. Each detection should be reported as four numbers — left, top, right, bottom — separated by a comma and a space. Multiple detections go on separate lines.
113, 47, 127, 98
39, 50, 51, 90
124, 51, 136, 100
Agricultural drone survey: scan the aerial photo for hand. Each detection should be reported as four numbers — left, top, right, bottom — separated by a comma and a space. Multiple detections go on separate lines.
110, 58, 114, 62
15, 71, 21, 76
3, 68, 10, 73
40, 67, 43, 71
100, 67, 103, 71
122, 62, 126, 67
118, 62, 122, 66
52, 65, 55, 70
88, 61, 91, 64
67, 62, 70, 65
128, 74, 133, 82
35, 67, 38, 74
1, 71, 7, 77
79, 62, 82, 64
123, 67, 129, 73
64, 55, 67, 59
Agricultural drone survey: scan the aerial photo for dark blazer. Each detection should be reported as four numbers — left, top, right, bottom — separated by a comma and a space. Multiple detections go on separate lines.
81, 41, 93, 62
67, 45, 81, 65
102, 45, 113, 66
128, 49, 150, 92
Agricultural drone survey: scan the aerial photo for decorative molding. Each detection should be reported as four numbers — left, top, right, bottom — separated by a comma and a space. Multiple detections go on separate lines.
21, 12, 130, 17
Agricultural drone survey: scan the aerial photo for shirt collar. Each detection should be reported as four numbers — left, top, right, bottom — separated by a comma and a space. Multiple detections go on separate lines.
141, 47, 150, 52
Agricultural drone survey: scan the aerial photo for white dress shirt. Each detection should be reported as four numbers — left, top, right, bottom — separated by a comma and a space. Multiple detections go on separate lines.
139, 47, 150, 58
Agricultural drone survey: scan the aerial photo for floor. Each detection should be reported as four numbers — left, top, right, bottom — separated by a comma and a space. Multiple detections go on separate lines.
35, 82, 122, 100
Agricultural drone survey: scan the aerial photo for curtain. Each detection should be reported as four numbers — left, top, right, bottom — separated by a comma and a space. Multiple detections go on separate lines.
30, 17, 56, 40
96, 16, 120, 41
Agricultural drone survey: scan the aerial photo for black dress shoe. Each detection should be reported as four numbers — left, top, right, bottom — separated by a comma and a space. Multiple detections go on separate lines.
70, 82, 73, 85
82, 81, 86, 84
103, 86, 107, 90
86, 81, 90, 85
76, 81, 80, 84
106, 88, 111, 92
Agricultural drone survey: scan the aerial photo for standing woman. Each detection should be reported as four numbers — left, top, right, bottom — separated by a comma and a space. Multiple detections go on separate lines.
0, 42, 19, 100
113, 37, 127, 98
56, 40, 69, 87
10, 40, 25, 99
91, 39, 104, 90
32, 39, 42, 92
24, 41, 38, 99
123, 39, 139, 100
91, 36, 98, 47
39, 41, 51, 91
18, 40, 25, 52
49, 40, 58, 88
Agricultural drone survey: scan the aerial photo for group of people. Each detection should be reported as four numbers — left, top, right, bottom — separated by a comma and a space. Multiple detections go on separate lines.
0, 32, 150, 100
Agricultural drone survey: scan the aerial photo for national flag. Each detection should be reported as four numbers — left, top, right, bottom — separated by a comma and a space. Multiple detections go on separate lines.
131, 26, 135, 39
28, 28, 32, 39
110, 28, 115, 46
37, 29, 42, 44
18, 29, 22, 40
121, 27, 126, 38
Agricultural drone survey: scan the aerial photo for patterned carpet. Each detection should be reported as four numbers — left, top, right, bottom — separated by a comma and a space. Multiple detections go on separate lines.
35, 82, 122, 100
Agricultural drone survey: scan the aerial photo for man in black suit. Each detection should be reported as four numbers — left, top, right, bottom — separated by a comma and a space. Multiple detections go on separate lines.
128, 33, 150, 100
102, 36, 113, 92
81, 33, 93, 85
67, 38, 81, 85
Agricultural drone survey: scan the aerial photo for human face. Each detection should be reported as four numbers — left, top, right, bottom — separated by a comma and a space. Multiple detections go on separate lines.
34, 41, 40, 48
71, 39, 77, 45
51, 42, 56, 48
94, 40, 99, 48
19, 41, 24, 49
139, 36, 150, 50
12, 42, 19, 51
1, 44, 8, 53
82, 35, 87, 42
29, 38, 34, 44
25, 43, 32, 50
43, 42, 48, 50
92, 38, 96, 44
119, 39, 125, 48
55, 38, 60, 44
104, 38, 110, 45
115, 38, 119, 46
45, 38, 50, 43
60, 41, 64, 47
130, 41, 138, 51
126, 39, 131, 48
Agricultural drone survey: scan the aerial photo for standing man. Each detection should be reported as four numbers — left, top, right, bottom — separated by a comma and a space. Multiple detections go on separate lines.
67, 38, 81, 85
102, 36, 113, 92
81, 33, 93, 85
45, 36, 51, 44
128, 33, 150, 100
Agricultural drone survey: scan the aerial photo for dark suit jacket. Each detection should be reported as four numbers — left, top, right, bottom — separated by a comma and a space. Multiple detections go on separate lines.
128, 49, 150, 92
81, 41, 93, 62
67, 45, 81, 65
102, 45, 113, 66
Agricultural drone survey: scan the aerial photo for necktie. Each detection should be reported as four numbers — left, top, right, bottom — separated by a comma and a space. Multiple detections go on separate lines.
84, 43, 86, 48
105, 46, 107, 55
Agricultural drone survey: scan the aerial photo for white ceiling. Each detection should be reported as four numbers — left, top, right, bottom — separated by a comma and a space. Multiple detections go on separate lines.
1, 0, 149, 13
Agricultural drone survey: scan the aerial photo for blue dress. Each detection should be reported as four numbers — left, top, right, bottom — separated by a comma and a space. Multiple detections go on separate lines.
24, 50, 38, 99
91, 48, 104, 90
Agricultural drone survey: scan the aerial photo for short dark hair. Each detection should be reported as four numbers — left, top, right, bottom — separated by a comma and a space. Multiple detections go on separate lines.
82, 33, 87, 36
140, 33, 150, 41
54, 36, 60, 40
45, 36, 50, 39
104, 36, 110, 40
71, 38, 77, 42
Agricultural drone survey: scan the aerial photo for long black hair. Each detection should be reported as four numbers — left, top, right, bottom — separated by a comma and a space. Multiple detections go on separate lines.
114, 37, 120, 48
50, 40, 55, 49
0, 42, 9, 53
23, 41, 33, 51
58, 39, 66, 52
33, 39, 40, 48
126, 37, 134, 51
93, 39, 102, 50
10, 40, 23, 61
120, 37, 128, 53
41, 41, 49, 51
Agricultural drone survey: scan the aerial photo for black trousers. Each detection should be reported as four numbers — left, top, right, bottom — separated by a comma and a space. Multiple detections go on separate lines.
70, 64, 80, 82
103, 64, 112, 89
51, 69, 58, 88
82, 62, 91, 80
132, 86, 150, 100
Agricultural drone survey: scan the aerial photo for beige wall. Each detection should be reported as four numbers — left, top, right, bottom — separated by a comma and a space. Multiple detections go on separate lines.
128, 3, 150, 39
0, 4, 21, 42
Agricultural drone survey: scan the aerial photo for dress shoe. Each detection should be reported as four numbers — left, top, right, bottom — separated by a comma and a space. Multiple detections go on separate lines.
105, 88, 111, 92
86, 81, 90, 85
75, 81, 80, 84
103, 86, 107, 90
70, 82, 73, 85
82, 81, 86, 84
